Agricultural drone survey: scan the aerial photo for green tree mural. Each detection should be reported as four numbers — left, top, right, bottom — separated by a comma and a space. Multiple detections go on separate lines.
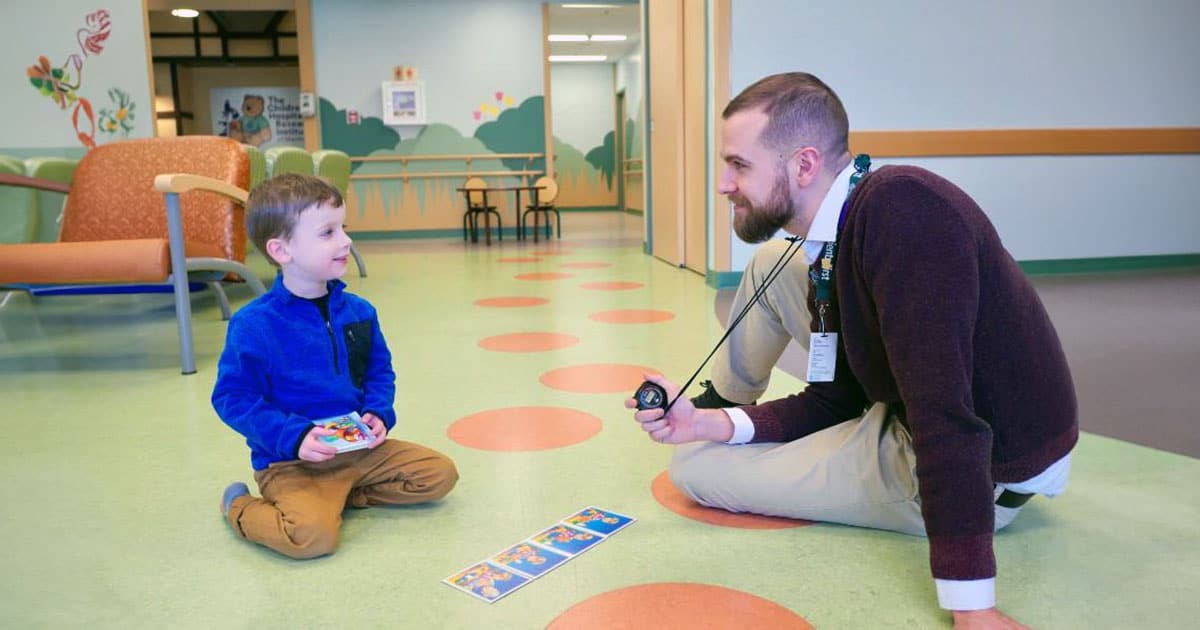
585, 129, 617, 189
474, 96, 545, 174
319, 98, 400, 168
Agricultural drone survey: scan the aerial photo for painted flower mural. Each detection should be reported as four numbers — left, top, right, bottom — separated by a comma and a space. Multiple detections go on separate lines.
24, 9, 135, 149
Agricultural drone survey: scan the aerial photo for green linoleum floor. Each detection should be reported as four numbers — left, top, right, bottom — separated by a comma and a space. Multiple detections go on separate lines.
2, 213, 1198, 629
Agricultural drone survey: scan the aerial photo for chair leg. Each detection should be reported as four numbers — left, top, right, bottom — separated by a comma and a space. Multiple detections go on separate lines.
554, 209, 561, 238
350, 245, 368, 278
164, 192, 197, 375
208, 281, 232, 321
492, 210, 503, 242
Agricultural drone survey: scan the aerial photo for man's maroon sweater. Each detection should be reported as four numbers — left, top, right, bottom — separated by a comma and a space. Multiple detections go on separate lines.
742, 165, 1078, 581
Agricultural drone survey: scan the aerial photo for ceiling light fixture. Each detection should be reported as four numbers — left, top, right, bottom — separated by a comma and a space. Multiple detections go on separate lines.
548, 34, 589, 42
561, 4, 618, 8
170, 8, 199, 18
589, 34, 627, 41
548, 55, 608, 63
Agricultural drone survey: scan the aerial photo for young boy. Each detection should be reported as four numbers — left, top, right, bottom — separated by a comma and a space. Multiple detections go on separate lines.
212, 173, 458, 559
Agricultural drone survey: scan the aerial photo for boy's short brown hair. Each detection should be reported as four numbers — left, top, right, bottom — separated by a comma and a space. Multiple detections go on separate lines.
246, 173, 344, 266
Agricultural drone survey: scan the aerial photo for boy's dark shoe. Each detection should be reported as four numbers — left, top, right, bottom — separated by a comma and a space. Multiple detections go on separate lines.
690, 380, 752, 409
220, 482, 250, 516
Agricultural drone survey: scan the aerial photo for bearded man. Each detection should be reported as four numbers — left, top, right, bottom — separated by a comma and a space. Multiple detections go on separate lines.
627, 72, 1078, 630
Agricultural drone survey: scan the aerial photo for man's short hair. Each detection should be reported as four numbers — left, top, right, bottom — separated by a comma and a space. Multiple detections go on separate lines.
723, 72, 849, 160
246, 173, 344, 266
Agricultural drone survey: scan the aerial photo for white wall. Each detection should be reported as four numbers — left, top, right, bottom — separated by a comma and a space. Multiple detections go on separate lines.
724, 0, 1200, 268
550, 64, 616, 152
0, 1, 154, 151
311, 0, 544, 141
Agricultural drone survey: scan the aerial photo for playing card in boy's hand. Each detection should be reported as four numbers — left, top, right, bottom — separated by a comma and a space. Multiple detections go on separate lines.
311, 411, 374, 453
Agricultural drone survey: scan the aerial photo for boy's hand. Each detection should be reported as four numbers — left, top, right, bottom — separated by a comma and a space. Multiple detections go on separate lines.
362, 412, 388, 448
298, 427, 339, 462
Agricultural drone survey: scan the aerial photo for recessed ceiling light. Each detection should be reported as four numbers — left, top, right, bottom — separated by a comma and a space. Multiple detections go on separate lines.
170, 8, 199, 18
589, 34, 627, 41
548, 34, 589, 42
548, 55, 608, 63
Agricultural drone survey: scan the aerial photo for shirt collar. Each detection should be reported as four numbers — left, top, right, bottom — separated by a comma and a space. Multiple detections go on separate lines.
803, 163, 854, 244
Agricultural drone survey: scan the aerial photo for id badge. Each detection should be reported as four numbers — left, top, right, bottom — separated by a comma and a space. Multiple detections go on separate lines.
806, 332, 837, 382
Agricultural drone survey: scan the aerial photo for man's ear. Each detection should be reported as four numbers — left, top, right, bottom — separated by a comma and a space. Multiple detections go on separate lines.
791, 146, 823, 187
265, 237, 291, 265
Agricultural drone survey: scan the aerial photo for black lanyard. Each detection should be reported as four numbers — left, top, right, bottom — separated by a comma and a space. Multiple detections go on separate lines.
812, 154, 871, 333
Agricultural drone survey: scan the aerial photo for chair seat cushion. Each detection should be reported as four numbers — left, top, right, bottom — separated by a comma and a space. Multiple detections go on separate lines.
0, 239, 225, 284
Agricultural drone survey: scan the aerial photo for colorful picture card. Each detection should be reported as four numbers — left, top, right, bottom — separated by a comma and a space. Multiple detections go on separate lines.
529, 524, 603, 556
563, 506, 635, 536
444, 506, 636, 603
444, 561, 530, 603
490, 542, 569, 578
311, 411, 373, 453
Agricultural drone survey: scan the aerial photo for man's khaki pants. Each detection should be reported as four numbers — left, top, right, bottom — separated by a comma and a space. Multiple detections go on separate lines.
671, 402, 1023, 534
711, 238, 812, 405
226, 439, 458, 559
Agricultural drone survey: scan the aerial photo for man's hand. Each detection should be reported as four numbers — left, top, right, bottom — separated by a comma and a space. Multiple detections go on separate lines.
298, 427, 339, 462
952, 608, 1029, 630
624, 374, 733, 444
362, 412, 388, 448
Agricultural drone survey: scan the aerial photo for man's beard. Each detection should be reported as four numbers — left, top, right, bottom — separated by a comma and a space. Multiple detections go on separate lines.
731, 169, 794, 243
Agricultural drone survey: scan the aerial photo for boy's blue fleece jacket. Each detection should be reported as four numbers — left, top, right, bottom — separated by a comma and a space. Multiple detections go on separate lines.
212, 277, 396, 470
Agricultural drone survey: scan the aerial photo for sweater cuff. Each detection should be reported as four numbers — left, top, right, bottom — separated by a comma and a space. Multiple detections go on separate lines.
928, 533, 996, 581
935, 578, 995, 611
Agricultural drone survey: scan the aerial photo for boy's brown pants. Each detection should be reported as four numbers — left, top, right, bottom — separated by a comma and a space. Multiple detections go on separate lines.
225, 439, 458, 559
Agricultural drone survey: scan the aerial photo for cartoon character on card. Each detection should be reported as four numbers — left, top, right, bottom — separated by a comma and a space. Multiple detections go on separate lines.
576, 509, 620, 526
551, 526, 594, 543
503, 544, 547, 565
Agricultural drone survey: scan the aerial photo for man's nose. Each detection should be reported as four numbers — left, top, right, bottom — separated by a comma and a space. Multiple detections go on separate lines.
717, 168, 736, 194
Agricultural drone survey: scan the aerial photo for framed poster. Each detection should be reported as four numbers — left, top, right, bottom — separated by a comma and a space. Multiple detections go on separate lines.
210, 87, 304, 149
381, 81, 426, 125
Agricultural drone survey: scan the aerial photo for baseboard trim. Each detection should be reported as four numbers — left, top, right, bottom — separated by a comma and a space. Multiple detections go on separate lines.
559, 206, 619, 212
1018, 253, 1200, 275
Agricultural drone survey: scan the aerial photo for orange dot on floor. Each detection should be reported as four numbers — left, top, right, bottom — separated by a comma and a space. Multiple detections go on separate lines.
579, 281, 644, 291
497, 257, 542, 263
547, 583, 813, 629
478, 332, 579, 352
516, 272, 574, 281
533, 250, 571, 256
474, 296, 549, 308
589, 309, 675, 324
540, 363, 657, 394
560, 261, 612, 269
447, 407, 602, 451
651, 471, 814, 529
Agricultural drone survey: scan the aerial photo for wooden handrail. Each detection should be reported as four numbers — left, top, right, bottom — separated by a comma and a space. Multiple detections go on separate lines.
351, 153, 544, 163
0, 172, 72, 194
850, 127, 1200, 157
350, 170, 544, 182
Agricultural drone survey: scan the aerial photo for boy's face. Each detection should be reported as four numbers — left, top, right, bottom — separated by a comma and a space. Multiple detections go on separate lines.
267, 201, 352, 290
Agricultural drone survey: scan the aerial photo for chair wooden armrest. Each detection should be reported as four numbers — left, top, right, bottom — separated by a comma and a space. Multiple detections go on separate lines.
154, 173, 248, 203
0, 172, 72, 194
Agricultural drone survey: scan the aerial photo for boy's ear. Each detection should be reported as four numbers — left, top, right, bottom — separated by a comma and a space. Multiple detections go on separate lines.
265, 237, 291, 265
